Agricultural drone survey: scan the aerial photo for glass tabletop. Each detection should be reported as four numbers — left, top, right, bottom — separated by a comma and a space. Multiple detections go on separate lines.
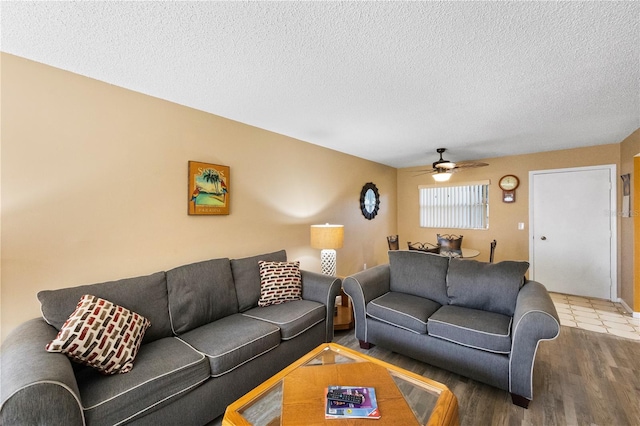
224, 343, 457, 426
237, 346, 365, 425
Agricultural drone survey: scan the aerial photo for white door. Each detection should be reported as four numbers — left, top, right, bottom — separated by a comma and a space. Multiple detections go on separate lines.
530, 166, 616, 300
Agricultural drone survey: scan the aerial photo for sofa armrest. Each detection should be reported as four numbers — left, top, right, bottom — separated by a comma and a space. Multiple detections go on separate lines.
343, 265, 391, 343
1, 318, 84, 426
301, 270, 342, 342
509, 280, 560, 401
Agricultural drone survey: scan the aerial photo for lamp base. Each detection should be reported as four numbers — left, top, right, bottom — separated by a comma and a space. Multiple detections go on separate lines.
320, 249, 337, 276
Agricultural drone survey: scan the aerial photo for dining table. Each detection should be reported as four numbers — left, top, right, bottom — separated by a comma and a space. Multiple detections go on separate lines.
459, 248, 480, 258
405, 242, 480, 259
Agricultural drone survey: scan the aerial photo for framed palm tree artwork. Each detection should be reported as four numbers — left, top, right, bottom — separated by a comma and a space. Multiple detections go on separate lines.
188, 161, 230, 215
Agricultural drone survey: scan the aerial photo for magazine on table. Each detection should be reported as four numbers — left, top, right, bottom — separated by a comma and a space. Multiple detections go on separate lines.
325, 385, 380, 419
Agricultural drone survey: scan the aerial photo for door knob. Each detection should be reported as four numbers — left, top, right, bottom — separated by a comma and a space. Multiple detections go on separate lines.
541, 236, 547, 240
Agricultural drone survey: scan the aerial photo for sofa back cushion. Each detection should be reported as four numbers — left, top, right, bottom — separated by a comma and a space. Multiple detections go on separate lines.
38, 271, 172, 344
446, 259, 529, 316
166, 258, 238, 334
388, 250, 450, 305
231, 250, 287, 312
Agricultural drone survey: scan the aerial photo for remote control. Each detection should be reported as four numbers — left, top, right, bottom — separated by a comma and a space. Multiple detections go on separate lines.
326, 391, 364, 405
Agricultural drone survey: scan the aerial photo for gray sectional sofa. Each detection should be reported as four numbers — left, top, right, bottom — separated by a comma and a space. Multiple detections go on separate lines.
343, 250, 560, 408
0, 250, 342, 425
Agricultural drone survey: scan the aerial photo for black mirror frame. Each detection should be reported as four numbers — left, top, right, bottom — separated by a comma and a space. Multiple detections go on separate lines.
360, 182, 380, 220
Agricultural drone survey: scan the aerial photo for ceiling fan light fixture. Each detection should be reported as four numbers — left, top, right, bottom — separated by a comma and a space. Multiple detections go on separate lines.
435, 161, 456, 169
432, 148, 456, 170
432, 170, 452, 182
412, 148, 488, 179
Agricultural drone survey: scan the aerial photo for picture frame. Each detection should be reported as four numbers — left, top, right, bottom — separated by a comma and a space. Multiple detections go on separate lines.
188, 161, 230, 215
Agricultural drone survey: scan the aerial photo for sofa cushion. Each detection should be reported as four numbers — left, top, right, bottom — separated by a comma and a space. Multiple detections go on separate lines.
46, 295, 150, 375
166, 258, 238, 335
257, 260, 302, 307
388, 250, 450, 305
242, 300, 325, 340
38, 271, 172, 344
76, 337, 210, 426
446, 259, 529, 316
428, 305, 512, 354
178, 314, 280, 377
366, 291, 442, 334
231, 250, 288, 312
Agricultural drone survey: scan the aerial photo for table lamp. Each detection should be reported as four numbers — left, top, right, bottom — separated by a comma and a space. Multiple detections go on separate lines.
310, 224, 344, 276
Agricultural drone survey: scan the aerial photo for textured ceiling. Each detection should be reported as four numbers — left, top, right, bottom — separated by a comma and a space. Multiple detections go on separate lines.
1, 1, 638, 168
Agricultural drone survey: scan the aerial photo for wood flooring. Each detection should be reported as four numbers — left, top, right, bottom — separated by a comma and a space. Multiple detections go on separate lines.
334, 326, 640, 426
211, 325, 639, 425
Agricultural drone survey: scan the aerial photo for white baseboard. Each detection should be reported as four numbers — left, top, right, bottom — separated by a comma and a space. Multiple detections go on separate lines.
618, 298, 640, 318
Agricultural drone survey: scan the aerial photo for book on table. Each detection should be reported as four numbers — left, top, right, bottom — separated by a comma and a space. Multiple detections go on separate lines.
325, 385, 380, 419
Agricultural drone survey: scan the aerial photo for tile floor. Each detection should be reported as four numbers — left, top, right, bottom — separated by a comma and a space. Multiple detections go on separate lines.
550, 292, 640, 341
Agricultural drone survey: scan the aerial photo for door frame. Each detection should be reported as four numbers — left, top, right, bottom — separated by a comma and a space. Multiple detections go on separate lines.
528, 164, 618, 301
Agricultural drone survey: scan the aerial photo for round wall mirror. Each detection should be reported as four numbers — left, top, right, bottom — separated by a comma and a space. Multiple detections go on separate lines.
360, 182, 380, 220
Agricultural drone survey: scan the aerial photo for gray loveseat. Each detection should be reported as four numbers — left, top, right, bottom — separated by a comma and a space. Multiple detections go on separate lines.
343, 250, 560, 408
1, 250, 341, 425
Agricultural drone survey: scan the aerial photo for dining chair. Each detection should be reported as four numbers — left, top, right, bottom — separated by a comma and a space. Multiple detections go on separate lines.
489, 239, 497, 263
387, 235, 399, 250
407, 242, 440, 253
437, 234, 463, 257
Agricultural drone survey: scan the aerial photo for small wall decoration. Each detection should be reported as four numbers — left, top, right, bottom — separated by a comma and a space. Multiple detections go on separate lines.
621, 174, 630, 217
499, 174, 519, 203
188, 161, 230, 215
360, 182, 380, 220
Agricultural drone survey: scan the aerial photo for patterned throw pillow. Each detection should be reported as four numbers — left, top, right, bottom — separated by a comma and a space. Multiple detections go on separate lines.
257, 261, 302, 307
45, 294, 151, 375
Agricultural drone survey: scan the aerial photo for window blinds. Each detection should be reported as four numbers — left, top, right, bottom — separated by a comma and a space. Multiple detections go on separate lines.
419, 182, 489, 229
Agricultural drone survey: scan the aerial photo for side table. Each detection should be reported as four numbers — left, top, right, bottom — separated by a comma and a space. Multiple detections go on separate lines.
333, 288, 354, 330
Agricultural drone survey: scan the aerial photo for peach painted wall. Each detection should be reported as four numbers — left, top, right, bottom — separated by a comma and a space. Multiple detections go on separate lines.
0, 54, 397, 342
635, 156, 640, 312
620, 129, 640, 312
398, 143, 630, 301
620, 128, 640, 312
2, 52, 638, 343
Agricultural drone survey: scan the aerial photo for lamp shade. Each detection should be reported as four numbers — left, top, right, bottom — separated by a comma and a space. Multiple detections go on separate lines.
432, 171, 452, 182
310, 224, 344, 249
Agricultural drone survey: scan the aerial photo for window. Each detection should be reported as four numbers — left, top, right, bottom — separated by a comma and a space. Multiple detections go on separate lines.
419, 181, 489, 229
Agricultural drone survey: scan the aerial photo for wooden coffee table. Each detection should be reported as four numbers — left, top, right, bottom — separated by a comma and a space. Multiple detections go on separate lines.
222, 343, 459, 426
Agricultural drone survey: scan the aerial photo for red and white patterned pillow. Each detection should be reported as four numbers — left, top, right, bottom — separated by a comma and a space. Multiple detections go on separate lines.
257, 261, 302, 307
45, 294, 151, 375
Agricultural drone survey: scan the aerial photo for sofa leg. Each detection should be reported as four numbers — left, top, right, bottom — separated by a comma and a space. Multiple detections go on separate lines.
511, 393, 530, 408
359, 340, 375, 349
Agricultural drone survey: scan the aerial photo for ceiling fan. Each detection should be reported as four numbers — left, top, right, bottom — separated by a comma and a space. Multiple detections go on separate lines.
415, 148, 488, 181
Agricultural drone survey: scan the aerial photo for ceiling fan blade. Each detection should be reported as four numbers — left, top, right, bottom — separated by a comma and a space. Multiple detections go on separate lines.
408, 168, 437, 173
411, 149, 489, 177
452, 161, 489, 170
446, 162, 489, 174
409, 168, 439, 177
